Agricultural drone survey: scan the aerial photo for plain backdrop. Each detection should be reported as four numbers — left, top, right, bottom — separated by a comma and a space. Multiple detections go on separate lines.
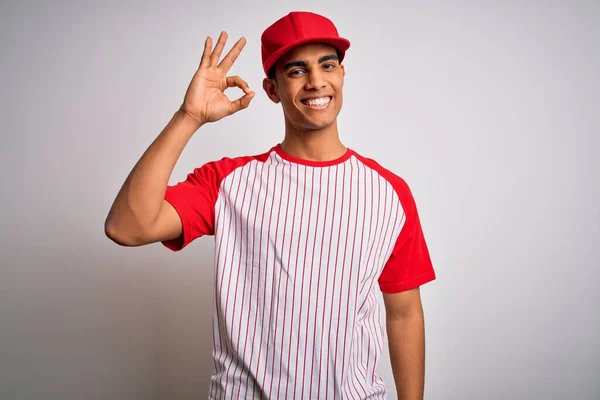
1, 1, 599, 399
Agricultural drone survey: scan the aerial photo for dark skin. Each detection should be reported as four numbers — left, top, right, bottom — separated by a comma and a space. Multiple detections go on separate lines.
262, 43, 348, 162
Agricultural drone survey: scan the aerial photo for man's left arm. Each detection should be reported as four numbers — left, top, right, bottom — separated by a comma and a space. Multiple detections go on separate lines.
382, 287, 426, 400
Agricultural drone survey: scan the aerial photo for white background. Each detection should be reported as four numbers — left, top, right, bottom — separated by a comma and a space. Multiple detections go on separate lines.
1, 1, 599, 399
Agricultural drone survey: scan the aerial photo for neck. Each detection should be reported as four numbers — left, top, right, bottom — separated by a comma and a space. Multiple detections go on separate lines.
280, 119, 347, 162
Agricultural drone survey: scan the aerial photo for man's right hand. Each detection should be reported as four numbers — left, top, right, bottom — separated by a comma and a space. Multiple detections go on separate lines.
105, 31, 255, 247
180, 31, 255, 125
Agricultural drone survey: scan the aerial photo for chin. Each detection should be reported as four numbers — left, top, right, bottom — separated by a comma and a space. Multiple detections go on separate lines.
294, 117, 337, 131
298, 111, 341, 130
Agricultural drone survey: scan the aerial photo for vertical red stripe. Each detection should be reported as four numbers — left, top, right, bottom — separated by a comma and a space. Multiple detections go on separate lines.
318, 164, 340, 399
341, 159, 366, 388
212, 168, 240, 398
242, 160, 271, 399
281, 164, 305, 399
253, 157, 280, 399
261, 163, 288, 393
210, 182, 228, 400
321, 162, 345, 399
300, 167, 323, 400
221, 166, 250, 399
291, 166, 315, 399
270, 163, 299, 398
228, 162, 259, 396
235, 161, 262, 400
332, 160, 354, 399
308, 165, 332, 399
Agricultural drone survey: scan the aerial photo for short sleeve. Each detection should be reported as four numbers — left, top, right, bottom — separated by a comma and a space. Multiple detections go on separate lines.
161, 162, 219, 251
378, 180, 436, 293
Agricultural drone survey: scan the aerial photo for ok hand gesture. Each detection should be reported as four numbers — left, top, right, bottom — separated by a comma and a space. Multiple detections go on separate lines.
180, 32, 255, 125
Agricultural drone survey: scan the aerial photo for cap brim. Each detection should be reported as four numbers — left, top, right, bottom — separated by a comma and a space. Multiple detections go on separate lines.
263, 36, 351, 77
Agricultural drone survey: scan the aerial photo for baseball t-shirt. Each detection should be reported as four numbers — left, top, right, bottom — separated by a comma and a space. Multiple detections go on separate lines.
162, 143, 436, 400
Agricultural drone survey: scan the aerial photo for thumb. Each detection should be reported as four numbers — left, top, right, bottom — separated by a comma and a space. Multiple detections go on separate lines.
229, 91, 255, 114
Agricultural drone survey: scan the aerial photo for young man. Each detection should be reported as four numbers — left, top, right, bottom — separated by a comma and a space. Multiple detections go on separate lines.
105, 11, 436, 400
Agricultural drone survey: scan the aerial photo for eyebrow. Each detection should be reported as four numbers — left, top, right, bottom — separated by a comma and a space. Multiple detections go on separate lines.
282, 54, 339, 71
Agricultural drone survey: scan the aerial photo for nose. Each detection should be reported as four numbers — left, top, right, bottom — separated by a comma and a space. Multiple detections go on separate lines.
304, 69, 326, 91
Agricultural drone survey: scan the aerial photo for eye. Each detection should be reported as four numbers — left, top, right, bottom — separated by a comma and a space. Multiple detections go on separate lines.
323, 63, 337, 70
289, 69, 306, 77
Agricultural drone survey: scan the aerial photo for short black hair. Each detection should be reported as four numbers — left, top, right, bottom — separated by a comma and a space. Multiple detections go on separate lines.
268, 48, 342, 80
268, 64, 277, 80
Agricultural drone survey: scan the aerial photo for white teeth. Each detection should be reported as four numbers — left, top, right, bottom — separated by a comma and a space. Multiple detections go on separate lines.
305, 97, 330, 106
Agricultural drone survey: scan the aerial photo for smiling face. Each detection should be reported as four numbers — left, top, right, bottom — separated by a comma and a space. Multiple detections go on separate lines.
263, 43, 345, 131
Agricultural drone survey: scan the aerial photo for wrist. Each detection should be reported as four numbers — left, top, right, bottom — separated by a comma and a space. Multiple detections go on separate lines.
176, 106, 206, 129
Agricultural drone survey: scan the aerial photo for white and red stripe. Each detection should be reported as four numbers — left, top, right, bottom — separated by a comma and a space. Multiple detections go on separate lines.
163, 144, 436, 399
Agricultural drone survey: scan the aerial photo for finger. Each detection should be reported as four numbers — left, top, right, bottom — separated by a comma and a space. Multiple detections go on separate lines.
229, 91, 255, 114
209, 31, 228, 66
199, 36, 212, 69
218, 37, 246, 73
226, 75, 251, 94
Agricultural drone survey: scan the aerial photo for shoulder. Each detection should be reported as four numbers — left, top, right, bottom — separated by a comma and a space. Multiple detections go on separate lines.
194, 149, 271, 180
351, 149, 412, 200
205, 148, 271, 170
171, 149, 272, 194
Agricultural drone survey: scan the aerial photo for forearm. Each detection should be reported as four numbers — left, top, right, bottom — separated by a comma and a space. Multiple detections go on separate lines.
386, 311, 426, 400
105, 109, 202, 239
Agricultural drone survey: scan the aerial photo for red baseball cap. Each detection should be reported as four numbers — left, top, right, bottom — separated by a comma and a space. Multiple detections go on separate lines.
261, 11, 351, 77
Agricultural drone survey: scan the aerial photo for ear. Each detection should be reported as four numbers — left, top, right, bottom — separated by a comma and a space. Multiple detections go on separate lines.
262, 78, 281, 104
341, 64, 345, 77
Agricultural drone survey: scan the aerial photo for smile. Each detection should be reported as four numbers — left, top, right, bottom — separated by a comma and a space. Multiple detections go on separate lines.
301, 96, 331, 109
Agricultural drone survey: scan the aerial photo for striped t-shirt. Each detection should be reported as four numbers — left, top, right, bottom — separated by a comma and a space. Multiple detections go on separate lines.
162, 143, 436, 400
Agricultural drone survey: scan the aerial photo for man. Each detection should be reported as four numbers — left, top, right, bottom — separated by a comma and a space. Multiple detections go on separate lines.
105, 11, 436, 400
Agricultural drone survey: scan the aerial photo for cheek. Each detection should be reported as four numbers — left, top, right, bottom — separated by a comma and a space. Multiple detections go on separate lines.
277, 81, 303, 104
279, 94, 297, 111
279, 90, 301, 110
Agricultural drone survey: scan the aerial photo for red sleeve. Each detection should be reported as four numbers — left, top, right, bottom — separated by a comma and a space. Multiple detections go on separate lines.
378, 178, 436, 293
160, 154, 264, 251
161, 161, 219, 251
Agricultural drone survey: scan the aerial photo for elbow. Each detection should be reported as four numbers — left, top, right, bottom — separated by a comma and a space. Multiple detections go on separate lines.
104, 217, 139, 247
